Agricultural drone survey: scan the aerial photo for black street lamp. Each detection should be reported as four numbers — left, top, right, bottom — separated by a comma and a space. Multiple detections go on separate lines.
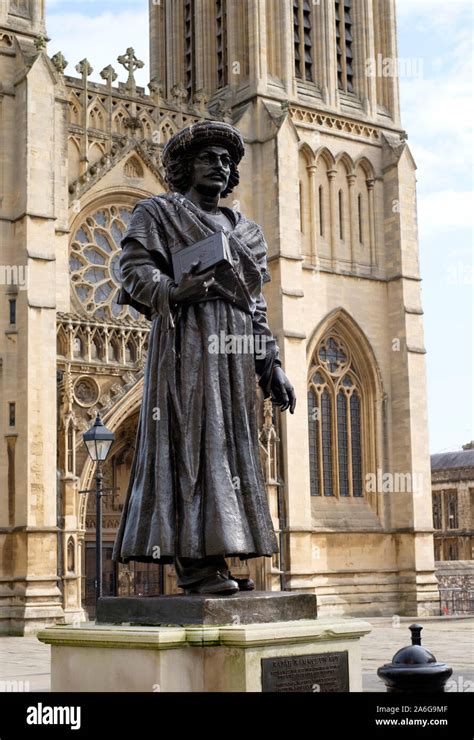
81, 413, 115, 604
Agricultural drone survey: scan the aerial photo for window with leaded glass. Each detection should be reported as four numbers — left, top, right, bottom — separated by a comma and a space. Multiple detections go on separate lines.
446, 491, 459, 530
293, 0, 313, 82
321, 388, 333, 495
216, 0, 228, 89
335, 0, 354, 92
307, 333, 364, 498
9, 298, 16, 325
432, 492, 442, 529
307, 388, 319, 496
350, 393, 362, 496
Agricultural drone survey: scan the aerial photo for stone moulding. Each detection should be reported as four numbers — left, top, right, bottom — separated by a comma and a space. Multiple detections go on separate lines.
38, 617, 371, 651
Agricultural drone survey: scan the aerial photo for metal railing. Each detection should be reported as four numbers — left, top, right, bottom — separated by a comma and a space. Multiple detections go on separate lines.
439, 587, 474, 615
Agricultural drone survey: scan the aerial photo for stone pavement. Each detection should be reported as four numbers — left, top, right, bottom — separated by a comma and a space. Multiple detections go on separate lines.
0, 616, 472, 693
360, 616, 474, 692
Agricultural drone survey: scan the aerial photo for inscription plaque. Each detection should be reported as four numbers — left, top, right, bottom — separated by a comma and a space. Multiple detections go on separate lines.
261, 651, 349, 692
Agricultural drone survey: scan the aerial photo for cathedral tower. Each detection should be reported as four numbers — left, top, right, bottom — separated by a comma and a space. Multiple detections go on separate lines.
149, 0, 439, 615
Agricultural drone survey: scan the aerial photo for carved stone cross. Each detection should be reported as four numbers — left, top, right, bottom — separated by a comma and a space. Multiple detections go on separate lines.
117, 47, 144, 94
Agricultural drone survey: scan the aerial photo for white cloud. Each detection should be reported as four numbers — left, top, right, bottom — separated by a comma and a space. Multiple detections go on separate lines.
399, 24, 472, 190
396, 0, 472, 28
46, 9, 149, 87
403, 81, 473, 189
417, 190, 473, 236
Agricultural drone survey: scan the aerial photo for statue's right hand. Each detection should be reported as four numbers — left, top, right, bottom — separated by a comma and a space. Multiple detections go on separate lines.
170, 260, 216, 305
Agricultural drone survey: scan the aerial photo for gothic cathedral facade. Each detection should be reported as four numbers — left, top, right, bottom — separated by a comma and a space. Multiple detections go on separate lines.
0, 0, 439, 634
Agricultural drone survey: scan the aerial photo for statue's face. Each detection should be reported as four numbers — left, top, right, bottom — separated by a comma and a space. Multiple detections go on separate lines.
189, 145, 231, 196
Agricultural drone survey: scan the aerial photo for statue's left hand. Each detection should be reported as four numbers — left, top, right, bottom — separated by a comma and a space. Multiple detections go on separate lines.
271, 366, 296, 414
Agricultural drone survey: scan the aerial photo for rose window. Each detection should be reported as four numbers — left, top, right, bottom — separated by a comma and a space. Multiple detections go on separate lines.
70, 205, 144, 321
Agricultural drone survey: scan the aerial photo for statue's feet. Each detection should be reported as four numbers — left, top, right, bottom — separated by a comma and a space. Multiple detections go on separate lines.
184, 571, 239, 595
228, 573, 255, 591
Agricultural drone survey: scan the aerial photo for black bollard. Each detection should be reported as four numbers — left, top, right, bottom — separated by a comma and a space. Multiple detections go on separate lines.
377, 624, 453, 693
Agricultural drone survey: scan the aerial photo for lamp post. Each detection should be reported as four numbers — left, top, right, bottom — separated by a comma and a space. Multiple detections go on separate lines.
82, 413, 115, 604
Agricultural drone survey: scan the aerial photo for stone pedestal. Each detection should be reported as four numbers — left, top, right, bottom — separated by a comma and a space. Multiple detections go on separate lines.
38, 593, 371, 692
96, 591, 318, 626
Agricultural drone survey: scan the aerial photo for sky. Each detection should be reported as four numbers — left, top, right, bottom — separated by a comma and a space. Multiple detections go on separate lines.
45, 0, 473, 454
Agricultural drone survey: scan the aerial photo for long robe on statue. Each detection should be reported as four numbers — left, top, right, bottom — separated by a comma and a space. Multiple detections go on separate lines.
112, 192, 280, 565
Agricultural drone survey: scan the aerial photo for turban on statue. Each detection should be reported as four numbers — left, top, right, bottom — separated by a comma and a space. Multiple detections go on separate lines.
162, 120, 245, 168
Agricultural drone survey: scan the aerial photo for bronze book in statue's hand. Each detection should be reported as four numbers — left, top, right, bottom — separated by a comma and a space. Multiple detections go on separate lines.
171, 231, 233, 283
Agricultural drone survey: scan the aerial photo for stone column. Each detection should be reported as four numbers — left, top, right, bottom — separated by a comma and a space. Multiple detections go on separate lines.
327, 169, 337, 268
367, 178, 377, 271
165, 0, 184, 97
277, 0, 296, 97
383, 0, 401, 125
352, 0, 377, 117
347, 173, 357, 270
247, 0, 268, 95
307, 164, 317, 264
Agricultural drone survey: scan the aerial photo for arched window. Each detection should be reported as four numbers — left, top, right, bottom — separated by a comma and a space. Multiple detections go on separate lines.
108, 340, 120, 363
91, 336, 103, 361
299, 180, 304, 233
335, 0, 354, 92
358, 193, 363, 244
67, 536, 75, 573
318, 185, 324, 237
125, 342, 136, 364
307, 333, 364, 497
73, 336, 83, 359
338, 189, 344, 240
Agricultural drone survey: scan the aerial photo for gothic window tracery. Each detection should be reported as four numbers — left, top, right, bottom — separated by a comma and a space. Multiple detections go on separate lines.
70, 205, 145, 322
307, 332, 365, 498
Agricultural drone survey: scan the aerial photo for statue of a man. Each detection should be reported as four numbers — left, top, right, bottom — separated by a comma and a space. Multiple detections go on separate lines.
112, 121, 296, 595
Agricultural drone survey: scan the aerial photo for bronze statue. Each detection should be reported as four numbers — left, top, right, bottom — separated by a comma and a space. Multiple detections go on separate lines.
112, 121, 296, 595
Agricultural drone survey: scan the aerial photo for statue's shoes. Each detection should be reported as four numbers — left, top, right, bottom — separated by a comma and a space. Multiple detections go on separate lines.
228, 573, 255, 591
184, 572, 239, 595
